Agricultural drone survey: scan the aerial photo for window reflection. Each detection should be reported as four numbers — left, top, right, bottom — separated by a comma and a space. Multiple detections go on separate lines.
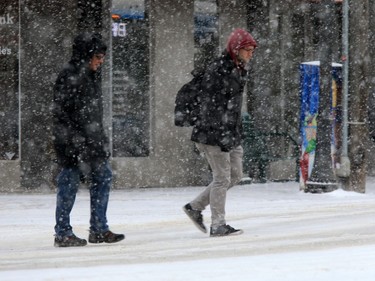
194, 0, 219, 71
0, 0, 19, 160
111, 0, 149, 157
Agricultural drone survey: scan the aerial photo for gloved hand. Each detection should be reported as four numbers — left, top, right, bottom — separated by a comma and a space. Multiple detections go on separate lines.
219, 134, 234, 152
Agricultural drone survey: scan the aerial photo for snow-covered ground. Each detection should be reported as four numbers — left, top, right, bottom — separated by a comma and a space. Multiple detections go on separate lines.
1, 178, 375, 281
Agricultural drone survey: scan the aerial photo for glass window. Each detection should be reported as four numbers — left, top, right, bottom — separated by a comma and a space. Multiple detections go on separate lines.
194, 0, 219, 70
111, 0, 150, 157
0, 0, 19, 160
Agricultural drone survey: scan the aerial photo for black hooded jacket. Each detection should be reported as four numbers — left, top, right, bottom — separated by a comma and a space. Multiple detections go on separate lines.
53, 33, 109, 168
191, 51, 248, 152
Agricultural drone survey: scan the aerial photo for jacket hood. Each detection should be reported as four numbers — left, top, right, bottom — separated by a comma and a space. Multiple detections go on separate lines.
70, 32, 107, 65
226, 28, 257, 64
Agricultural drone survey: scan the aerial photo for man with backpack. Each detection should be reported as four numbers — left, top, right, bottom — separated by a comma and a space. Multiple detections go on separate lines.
182, 28, 257, 237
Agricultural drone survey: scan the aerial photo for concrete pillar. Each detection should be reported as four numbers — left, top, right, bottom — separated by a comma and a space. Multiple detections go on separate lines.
113, 0, 210, 188
217, 0, 248, 50
20, 0, 76, 190
100, 0, 112, 147
217, 0, 248, 114
19, 0, 112, 190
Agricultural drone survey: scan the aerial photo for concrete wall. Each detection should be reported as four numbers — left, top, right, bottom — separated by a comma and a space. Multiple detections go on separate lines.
112, 0, 252, 188
0, 160, 21, 192
218, 0, 248, 49
19, 0, 77, 191
112, 0, 210, 188
2, 0, 313, 192
0, 0, 296, 191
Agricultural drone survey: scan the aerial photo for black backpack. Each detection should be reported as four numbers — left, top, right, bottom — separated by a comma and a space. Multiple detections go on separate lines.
174, 73, 204, 127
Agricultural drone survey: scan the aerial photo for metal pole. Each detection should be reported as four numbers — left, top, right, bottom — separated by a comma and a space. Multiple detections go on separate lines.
342, 0, 349, 155
336, 0, 351, 179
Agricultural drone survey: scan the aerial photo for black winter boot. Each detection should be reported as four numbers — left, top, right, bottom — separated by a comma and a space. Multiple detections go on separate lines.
210, 224, 243, 237
88, 230, 125, 244
183, 203, 207, 233
54, 234, 87, 247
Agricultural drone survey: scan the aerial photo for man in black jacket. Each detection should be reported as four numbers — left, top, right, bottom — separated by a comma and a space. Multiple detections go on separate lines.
183, 28, 257, 237
53, 33, 124, 247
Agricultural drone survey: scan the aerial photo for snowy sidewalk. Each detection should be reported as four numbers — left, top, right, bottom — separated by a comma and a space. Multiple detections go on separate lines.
1, 180, 375, 280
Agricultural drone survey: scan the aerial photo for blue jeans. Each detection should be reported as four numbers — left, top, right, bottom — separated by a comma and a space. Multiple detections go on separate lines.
54, 161, 112, 237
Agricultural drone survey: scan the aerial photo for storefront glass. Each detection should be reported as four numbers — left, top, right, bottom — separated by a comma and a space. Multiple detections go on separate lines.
111, 0, 150, 157
0, 0, 19, 160
194, 0, 219, 70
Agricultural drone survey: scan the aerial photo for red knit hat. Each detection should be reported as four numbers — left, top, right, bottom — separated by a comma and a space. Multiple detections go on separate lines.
226, 28, 257, 63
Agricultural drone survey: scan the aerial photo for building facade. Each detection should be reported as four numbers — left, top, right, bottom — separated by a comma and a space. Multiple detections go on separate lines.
2, 0, 373, 191
0, 0, 249, 191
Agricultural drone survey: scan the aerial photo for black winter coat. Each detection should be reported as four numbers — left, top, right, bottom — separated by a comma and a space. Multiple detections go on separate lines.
191, 51, 248, 152
53, 63, 110, 169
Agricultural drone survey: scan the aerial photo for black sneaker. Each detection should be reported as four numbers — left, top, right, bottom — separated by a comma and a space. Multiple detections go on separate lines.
210, 224, 243, 237
183, 203, 207, 233
54, 234, 87, 247
88, 230, 125, 244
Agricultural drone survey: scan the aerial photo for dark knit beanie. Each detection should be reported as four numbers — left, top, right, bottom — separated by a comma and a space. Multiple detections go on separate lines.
71, 32, 107, 64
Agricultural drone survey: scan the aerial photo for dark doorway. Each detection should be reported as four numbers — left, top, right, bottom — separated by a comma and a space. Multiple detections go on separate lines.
111, 0, 150, 157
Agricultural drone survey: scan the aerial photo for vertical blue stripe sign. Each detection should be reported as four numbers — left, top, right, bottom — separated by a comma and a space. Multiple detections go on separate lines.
299, 61, 342, 189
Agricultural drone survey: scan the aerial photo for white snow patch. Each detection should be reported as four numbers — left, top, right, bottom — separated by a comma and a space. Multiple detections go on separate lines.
1, 179, 375, 280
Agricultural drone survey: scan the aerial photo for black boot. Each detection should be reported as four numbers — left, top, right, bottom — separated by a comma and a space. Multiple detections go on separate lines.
210, 224, 243, 237
183, 203, 207, 233
54, 234, 87, 247
88, 230, 125, 244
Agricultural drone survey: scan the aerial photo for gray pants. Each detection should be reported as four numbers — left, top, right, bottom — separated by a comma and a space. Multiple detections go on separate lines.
190, 143, 243, 228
